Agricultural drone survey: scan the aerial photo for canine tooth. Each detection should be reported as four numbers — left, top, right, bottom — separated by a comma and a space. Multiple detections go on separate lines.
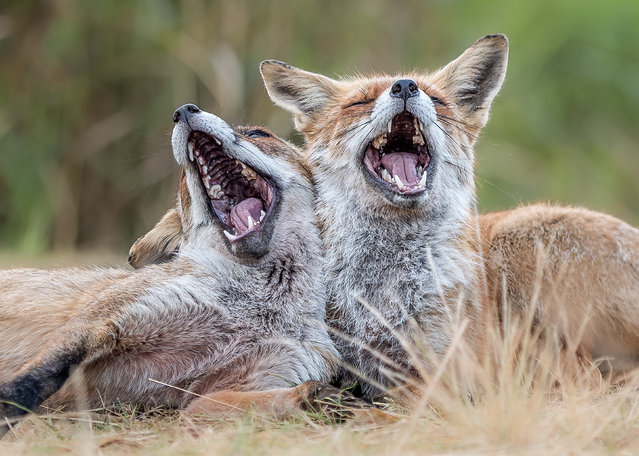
394, 174, 405, 190
419, 121, 425, 132
387, 121, 392, 133
419, 170, 428, 187
214, 138, 221, 146
224, 230, 239, 242
381, 168, 392, 183
188, 142, 195, 161
248, 216, 256, 230
260, 210, 266, 221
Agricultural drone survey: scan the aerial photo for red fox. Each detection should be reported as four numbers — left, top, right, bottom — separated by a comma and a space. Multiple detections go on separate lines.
0, 105, 378, 433
260, 34, 639, 398
132, 35, 639, 402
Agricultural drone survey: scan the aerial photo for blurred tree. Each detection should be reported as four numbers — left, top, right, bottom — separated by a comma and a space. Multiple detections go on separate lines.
1, 0, 638, 254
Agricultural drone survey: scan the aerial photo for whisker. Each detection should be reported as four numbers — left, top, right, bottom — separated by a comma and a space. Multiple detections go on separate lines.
433, 122, 466, 151
437, 116, 477, 139
436, 113, 474, 128
334, 119, 372, 139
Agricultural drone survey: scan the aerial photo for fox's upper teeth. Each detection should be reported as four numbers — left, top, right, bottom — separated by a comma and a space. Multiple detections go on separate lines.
418, 170, 428, 187
394, 175, 405, 190
198, 156, 205, 165
419, 120, 425, 132
372, 133, 387, 149
412, 134, 425, 146
214, 138, 221, 146
241, 166, 257, 180
188, 142, 195, 162
387, 121, 392, 133
202, 165, 208, 174
210, 184, 223, 198
203, 176, 211, 189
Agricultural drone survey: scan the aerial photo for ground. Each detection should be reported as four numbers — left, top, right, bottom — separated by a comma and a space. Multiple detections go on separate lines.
2, 252, 639, 455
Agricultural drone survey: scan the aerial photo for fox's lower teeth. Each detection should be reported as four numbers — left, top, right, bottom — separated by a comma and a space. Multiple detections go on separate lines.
224, 230, 239, 242
419, 171, 427, 187
260, 210, 266, 222
381, 168, 392, 183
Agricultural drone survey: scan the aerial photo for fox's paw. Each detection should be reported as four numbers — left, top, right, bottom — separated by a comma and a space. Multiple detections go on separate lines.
298, 380, 378, 423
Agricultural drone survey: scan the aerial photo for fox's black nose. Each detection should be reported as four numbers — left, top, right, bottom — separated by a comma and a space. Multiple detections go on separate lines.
390, 79, 419, 101
173, 104, 200, 123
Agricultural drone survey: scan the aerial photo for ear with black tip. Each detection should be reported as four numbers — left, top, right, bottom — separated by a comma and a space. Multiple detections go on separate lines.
128, 208, 182, 268
260, 60, 339, 132
436, 34, 509, 128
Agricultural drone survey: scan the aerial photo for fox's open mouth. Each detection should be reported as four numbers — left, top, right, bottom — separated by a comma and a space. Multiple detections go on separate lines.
363, 112, 431, 195
188, 131, 275, 243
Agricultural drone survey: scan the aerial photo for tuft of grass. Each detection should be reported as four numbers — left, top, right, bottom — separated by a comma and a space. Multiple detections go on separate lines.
3, 252, 639, 454
3, 313, 639, 455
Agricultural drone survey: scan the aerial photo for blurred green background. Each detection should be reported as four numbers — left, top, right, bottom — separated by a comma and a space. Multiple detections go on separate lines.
1, 0, 639, 257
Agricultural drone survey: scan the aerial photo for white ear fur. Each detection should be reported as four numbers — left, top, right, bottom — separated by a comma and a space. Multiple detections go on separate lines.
260, 60, 339, 130
436, 34, 509, 128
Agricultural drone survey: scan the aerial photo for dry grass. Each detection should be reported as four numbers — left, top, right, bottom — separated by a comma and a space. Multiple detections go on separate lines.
2, 376, 639, 455
3, 253, 639, 455
3, 319, 639, 455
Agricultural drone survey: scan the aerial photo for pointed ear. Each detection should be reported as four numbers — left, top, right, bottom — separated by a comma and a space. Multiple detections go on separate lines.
128, 208, 182, 268
436, 34, 509, 128
260, 60, 339, 132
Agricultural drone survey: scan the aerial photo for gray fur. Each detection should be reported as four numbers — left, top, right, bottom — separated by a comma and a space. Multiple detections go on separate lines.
0, 110, 339, 414
261, 35, 508, 398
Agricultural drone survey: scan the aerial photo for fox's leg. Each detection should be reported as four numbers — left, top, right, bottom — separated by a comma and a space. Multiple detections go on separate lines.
0, 322, 116, 436
185, 381, 393, 423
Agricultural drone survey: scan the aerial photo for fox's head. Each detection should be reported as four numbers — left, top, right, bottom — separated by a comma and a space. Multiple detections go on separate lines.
260, 35, 508, 220
128, 105, 313, 267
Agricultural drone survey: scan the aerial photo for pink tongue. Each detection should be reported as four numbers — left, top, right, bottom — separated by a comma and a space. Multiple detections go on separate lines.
380, 153, 419, 186
230, 198, 263, 233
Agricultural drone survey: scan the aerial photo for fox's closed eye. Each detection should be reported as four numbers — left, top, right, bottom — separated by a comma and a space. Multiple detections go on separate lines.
246, 129, 272, 138
343, 99, 374, 109
429, 95, 446, 106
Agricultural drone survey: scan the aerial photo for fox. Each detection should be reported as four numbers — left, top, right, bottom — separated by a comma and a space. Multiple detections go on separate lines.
0, 105, 377, 434
257, 33, 639, 398
130, 35, 639, 402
